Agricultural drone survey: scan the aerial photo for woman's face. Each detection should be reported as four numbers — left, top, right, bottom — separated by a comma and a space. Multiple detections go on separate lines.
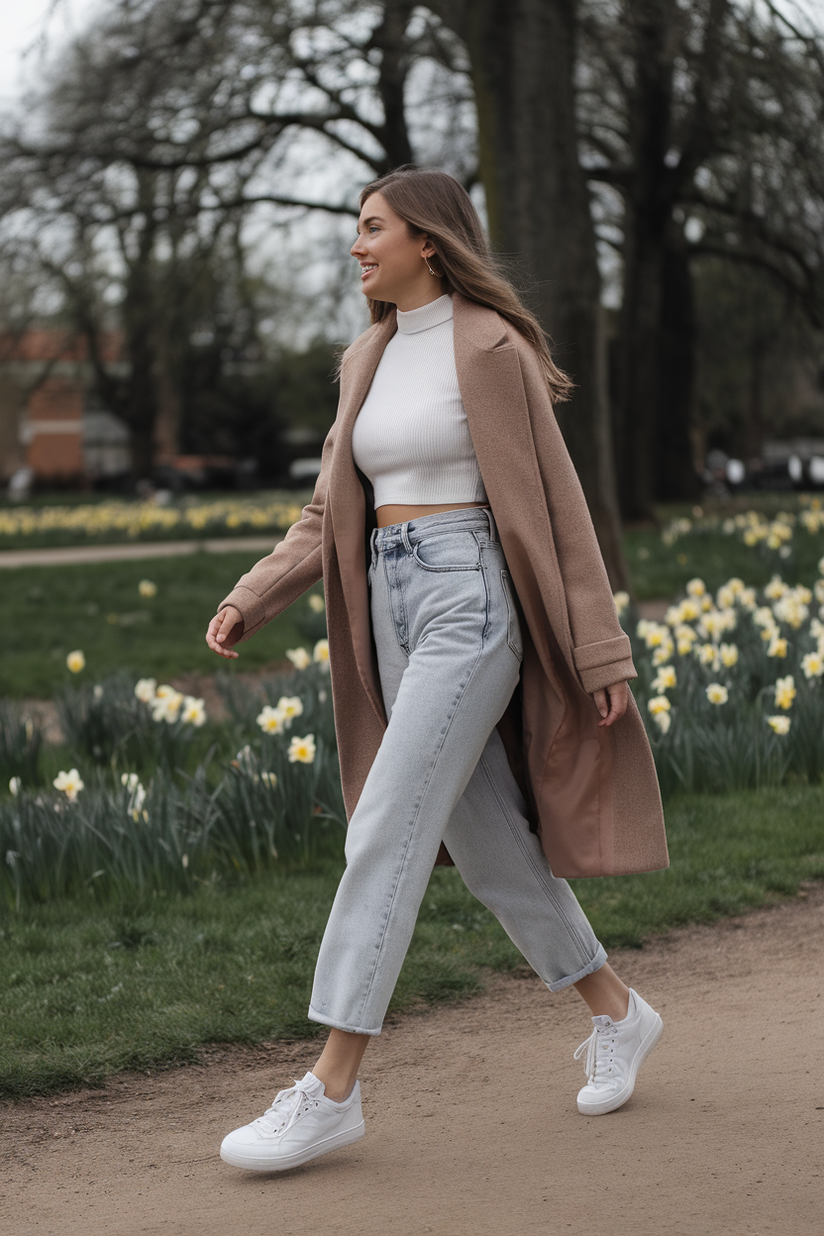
351, 191, 439, 311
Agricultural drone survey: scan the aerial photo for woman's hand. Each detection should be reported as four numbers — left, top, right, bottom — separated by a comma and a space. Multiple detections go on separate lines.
206, 606, 244, 659
591, 680, 629, 727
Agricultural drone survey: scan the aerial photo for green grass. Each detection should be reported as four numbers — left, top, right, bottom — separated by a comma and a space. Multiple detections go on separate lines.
0, 553, 326, 697
625, 522, 824, 599
1, 785, 822, 1098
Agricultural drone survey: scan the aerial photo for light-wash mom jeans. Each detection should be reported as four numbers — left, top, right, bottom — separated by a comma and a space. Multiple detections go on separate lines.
309, 508, 607, 1035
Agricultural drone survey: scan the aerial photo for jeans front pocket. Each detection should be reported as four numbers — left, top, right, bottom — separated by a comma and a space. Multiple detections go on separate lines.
411, 531, 481, 572
500, 569, 524, 661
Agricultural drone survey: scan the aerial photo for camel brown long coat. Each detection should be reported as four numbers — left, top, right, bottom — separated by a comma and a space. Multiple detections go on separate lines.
220, 294, 668, 878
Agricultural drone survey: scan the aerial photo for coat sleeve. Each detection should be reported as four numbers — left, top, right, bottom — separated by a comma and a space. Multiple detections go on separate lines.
216, 418, 336, 640
516, 342, 636, 693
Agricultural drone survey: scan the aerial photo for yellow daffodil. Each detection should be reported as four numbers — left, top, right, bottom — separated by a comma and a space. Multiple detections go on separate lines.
719, 643, 739, 667
766, 715, 791, 735
66, 650, 85, 674
774, 675, 796, 710
647, 696, 671, 716
138, 579, 158, 598
767, 636, 788, 658
705, 683, 729, 705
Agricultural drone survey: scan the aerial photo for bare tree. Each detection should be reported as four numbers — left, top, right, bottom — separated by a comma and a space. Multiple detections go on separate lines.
580, 0, 824, 519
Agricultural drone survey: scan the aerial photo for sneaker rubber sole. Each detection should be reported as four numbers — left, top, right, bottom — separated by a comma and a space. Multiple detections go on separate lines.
220, 1117, 365, 1172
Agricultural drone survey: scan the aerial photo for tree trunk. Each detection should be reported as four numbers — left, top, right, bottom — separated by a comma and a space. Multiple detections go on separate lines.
432, 0, 628, 588
657, 234, 701, 500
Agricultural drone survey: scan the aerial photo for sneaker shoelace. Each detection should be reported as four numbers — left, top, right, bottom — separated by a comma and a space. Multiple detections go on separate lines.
253, 1076, 321, 1136
574, 1020, 618, 1086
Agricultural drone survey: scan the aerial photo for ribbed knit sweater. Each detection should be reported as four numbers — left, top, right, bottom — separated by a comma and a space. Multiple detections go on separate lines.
351, 294, 488, 508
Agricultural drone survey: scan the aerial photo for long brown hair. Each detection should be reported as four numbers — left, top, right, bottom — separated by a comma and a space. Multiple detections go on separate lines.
358, 166, 574, 403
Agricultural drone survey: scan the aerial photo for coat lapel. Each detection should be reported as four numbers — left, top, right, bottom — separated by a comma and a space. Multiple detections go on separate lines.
328, 314, 397, 724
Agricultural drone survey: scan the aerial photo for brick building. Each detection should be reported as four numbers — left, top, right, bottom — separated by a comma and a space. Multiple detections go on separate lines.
0, 330, 129, 484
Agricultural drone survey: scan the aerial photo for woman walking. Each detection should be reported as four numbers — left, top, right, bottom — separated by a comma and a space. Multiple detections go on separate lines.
206, 167, 668, 1173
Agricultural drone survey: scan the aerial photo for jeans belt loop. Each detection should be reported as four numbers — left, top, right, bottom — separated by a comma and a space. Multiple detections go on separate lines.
401, 522, 414, 555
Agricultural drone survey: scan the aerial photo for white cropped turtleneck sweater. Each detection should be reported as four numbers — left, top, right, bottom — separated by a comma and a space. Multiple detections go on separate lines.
350, 295, 487, 509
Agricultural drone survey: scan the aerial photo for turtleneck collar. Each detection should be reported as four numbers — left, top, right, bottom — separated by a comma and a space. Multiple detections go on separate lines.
395, 294, 453, 335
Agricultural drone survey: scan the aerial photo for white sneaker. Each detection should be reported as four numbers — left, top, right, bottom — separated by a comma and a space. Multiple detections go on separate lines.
220, 1071, 365, 1171
574, 988, 663, 1116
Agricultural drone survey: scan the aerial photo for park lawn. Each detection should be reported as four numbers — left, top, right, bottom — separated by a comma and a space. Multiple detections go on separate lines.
0, 552, 326, 698
1, 785, 822, 1099
624, 522, 824, 600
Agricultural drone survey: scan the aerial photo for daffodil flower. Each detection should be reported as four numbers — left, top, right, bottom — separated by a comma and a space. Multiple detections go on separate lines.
287, 734, 317, 764
54, 769, 84, 802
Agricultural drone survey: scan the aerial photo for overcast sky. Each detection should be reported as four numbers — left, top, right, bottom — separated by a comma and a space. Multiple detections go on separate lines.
0, 0, 100, 106
3, 0, 824, 106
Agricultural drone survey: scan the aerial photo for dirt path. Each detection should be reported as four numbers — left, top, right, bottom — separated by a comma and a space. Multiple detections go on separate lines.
0, 536, 279, 570
2, 886, 822, 1236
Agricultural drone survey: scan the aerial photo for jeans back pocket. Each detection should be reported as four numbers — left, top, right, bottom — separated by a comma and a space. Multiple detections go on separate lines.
500, 569, 524, 661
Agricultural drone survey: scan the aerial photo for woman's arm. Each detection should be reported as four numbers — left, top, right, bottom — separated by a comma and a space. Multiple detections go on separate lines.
206, 419, 338, 654
515, 341, 635, 695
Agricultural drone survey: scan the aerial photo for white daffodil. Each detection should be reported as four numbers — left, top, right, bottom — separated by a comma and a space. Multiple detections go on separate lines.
705, 683, 729, 705
66, 650, 85, 673
764, 575, 789, 601
286, 647, 312, 670
257, 704, 286, 734
152, 689, 184, 723
54, 769, 84, 802
313, 639, 330, 670
287, 734, 317, 764
801, 651, 824, 679
134, 677, 157, 703
651, 665, 677, 692
181, 696, 207, 727
276, 696, 304, 726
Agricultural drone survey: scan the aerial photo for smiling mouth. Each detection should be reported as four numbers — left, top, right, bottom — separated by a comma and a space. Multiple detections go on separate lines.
360, 264, 377, 279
